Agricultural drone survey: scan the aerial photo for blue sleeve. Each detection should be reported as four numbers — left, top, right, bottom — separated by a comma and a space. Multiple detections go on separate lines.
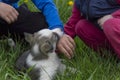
32, 0, 64, 31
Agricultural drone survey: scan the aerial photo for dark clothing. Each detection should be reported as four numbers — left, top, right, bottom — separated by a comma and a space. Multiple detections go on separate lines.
75, 0, 120, 20
2, 0, 19, 3
0, 4, 48, 38
0, 0, 63, 32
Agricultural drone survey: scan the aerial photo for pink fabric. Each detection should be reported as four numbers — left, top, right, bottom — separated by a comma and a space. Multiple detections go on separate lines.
64, 3, 120, 58
112, 9, 120, 18
64, 4, 84, 38
75, 19, 112, 52
103, 17, 120, 58
64, 4, 112, 51
116, 0, 120, 4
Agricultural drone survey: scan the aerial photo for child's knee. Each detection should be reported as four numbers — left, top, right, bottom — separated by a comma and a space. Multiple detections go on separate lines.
103, 18, 120, 38
75, 19, 88, 36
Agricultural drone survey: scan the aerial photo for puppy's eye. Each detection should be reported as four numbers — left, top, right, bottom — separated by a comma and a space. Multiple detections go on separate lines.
45, 40, 50, 44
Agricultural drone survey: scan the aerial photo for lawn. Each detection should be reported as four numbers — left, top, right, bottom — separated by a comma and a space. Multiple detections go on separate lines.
0, 0, 120, 80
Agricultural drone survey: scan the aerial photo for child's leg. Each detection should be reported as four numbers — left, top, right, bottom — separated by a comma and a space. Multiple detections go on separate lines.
9, 5, 48, 37
9, 12, 48, 36
75, 19, 112, 52
103, 18, 120, 58
0, 4, 48, 38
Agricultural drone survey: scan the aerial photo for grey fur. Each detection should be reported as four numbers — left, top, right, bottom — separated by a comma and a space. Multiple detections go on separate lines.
15, 29, 61, 80
15, 50, 30, 71
29, 68, 40, 80
15, 29, 76, 80
7, 38, 16, 48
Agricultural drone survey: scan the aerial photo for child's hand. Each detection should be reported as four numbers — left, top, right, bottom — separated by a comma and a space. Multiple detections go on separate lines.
97, 15, 113, 29
0, 2, 19, 24
57, 34, 76, 59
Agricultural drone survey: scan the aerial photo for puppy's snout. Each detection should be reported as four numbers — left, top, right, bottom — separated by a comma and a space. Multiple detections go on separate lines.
49, 46, 54, 52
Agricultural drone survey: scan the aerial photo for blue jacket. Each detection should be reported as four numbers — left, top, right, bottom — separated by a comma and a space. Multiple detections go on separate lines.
75, 0, 120, 20
0, 0, 63, 31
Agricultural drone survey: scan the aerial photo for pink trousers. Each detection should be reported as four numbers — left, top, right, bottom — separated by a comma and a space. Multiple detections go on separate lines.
75, 12, 120, 58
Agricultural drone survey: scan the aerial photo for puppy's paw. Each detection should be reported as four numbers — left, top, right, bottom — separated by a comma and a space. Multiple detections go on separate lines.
7, 38, 16, 48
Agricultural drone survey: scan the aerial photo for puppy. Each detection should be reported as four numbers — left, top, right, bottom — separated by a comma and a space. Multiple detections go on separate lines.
15, 28, 67, 80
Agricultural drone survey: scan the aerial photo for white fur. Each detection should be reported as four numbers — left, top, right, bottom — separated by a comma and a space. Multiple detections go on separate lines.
14, 28, 75, 80
26, 52, 61, 80
32, 44, 39, 55
7, 38, 16, 48
37, 28, 63, 39
37, 29, 53, 38
52, 28, 63, 37
25, 28, 75, 80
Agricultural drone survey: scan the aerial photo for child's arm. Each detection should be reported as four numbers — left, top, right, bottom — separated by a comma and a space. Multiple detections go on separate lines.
64, 3, 84, 38
32, 0, 63, 31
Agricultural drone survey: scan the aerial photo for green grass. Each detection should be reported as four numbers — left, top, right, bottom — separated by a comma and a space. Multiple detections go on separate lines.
0, 0, 120, 80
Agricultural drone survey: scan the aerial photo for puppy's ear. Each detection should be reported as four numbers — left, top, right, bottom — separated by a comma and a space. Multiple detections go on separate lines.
52, 28, 63, 37
24, 32, 34, 43
52, 32, 60, 42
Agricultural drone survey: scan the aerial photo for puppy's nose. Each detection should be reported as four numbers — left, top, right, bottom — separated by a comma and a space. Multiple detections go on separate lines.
49, 46, 54, 52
